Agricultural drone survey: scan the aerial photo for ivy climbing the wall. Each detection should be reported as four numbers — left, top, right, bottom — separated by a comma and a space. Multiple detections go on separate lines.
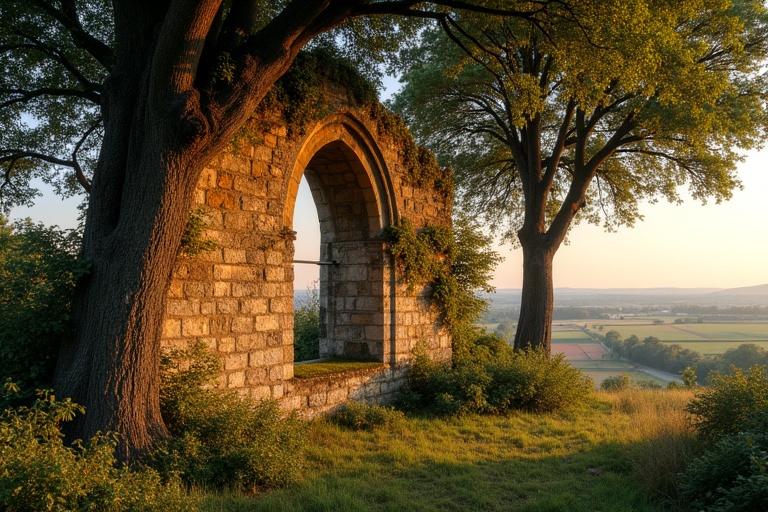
179, 207, 219, 257
370, 103, 454, 198
381, 215, 502, 357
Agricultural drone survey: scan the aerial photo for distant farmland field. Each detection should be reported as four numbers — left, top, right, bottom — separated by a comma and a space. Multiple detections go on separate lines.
482, 319, 768, 357
551, 330, 595, 344
580, 321, 768, 355
551, 341, 669, 387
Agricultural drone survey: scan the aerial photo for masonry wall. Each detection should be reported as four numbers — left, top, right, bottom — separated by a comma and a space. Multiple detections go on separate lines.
161, 79, 452, 412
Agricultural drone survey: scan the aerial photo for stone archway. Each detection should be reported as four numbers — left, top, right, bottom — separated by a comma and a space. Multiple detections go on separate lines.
285, 115, 395, 364
162, 79, 452, 416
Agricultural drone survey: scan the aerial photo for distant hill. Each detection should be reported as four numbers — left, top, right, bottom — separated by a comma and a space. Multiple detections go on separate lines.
484, 285, 768, 307
489, 286, 768, 297
707, 283, 768, 297
554, 287, 723, 296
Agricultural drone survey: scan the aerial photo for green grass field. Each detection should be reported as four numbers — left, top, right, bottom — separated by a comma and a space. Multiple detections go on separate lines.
482, 320, 768, 357
200, 390, 694, 511
551, 330, 596, 344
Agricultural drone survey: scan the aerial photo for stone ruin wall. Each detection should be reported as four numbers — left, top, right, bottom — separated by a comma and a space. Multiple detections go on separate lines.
160, 80, 452, 416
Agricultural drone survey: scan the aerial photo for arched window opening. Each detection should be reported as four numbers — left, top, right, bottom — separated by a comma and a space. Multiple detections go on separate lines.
293, 176, 321, 362
290, 140, 387, 366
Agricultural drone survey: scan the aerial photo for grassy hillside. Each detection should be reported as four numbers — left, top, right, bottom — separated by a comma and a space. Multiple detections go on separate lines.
200, 389, 696, 511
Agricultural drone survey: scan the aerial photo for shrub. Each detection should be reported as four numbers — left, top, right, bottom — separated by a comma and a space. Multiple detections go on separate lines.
294, 283, 320, 362
600, 373, 631, 391
679, 431, 768, 512
152, 342, 307, 493
0, 219, 88, 400
0, 386, 192, 512
487, 348, 594, 413
397, 335, 593, 416
686, 364, 768, 444
331, 401, 405, 431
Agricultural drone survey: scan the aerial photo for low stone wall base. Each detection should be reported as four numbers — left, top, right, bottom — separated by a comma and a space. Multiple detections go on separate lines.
280, 365, 408, 418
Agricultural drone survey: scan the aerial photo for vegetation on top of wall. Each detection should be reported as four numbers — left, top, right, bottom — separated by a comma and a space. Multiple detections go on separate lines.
254, 47, 378, 138
370, 102, 454, 197
293, 358, 383, 379
243, 47, 453, 198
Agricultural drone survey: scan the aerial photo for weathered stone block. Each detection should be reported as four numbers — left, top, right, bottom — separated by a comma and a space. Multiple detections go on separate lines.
223, 352, 248, 371
166, 299, 199, 316
163, 319, 181, 339
227, 371, 245, 388
181, 317, 209, 337
216, 337, 236, 353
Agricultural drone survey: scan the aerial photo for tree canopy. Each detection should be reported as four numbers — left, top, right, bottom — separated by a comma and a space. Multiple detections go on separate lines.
391, 0, 768, 350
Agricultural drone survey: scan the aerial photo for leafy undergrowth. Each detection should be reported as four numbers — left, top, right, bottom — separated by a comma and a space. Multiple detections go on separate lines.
293, 358, 383, 379
199, 389, 696, 512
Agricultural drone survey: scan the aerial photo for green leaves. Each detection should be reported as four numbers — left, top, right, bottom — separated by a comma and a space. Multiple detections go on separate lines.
0, 0, 110, 210
0, 218, 87, 399
392, 0, 768, 239
382, 215, 502, 338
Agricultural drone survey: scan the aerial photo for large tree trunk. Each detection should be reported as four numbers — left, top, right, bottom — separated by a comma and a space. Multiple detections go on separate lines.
513, 235, 555, 355
51, 0, 307, 459
54, 132, 204, 461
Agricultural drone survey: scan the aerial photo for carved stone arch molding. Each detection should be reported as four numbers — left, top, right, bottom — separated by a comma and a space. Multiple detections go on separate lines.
162, 84, 452, 417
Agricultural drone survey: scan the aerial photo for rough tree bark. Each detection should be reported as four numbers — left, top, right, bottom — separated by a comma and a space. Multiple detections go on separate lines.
510, 105, 631, 355
513, 235, 555, 353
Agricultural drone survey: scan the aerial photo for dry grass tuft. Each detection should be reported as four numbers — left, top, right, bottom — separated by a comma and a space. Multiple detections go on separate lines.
602, 388, 700, 506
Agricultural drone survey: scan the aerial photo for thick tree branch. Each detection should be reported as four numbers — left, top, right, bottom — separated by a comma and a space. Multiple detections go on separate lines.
351, 1, 547, 18
150, 0, 224, 102
0, 150, 75, 169
583, 112, 639, 175
29, 0, 114, 68
71, 119, 102, 194
0, 87, 100, 109
3, 34, 101, 93
541, 98, 575, 187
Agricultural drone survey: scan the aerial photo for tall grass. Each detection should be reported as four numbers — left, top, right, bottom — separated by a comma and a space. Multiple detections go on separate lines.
602, 388, 699, 506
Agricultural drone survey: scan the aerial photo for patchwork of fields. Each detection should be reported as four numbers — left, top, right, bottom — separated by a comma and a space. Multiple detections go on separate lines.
547, 325, 655, 386
578, 320, 768, 355
483, 320, 768, 386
